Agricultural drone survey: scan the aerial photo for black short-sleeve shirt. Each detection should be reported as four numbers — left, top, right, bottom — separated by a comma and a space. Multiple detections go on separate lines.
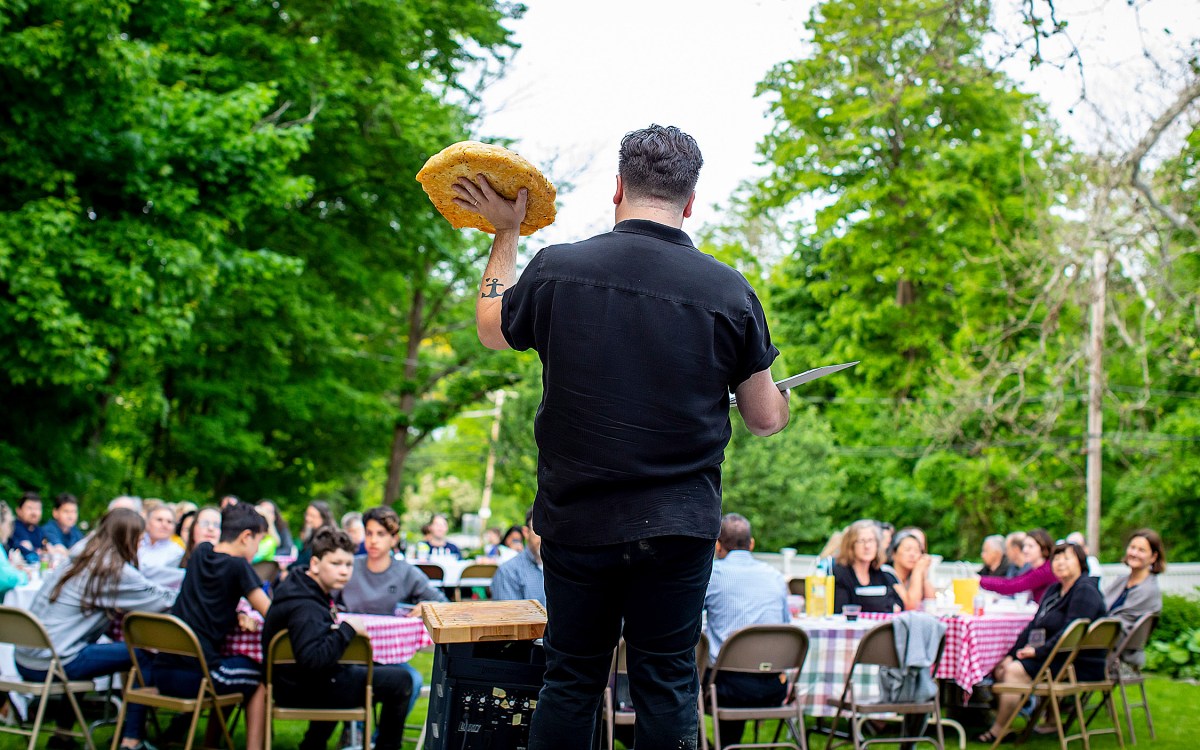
501, 219, 779, 545
163, 542, 262, 668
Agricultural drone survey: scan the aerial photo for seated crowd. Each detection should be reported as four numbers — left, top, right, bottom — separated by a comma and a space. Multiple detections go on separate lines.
1, 491, 539, 750
1, 492, 1169, 749
814, 518, 1166, 744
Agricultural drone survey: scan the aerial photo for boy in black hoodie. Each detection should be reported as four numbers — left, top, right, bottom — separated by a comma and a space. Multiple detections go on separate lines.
262, 527, 414, 750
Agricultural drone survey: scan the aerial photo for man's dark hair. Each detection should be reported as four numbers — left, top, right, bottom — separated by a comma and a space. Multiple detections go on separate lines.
311, 527, 356, 559
363, 506, 401, 537
618, 124, 703, 208
718, 513, 752, 551
524, 507, 534, 527
219, 502, 268, 542
54, 492, 78, 510
18, 491, 41, 508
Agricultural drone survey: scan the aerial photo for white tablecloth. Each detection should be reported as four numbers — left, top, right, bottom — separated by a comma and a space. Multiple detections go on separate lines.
3, 582, 46, 718
408, 557, 499, 587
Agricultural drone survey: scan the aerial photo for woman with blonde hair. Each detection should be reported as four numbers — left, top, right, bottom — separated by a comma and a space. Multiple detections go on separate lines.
831, 520, 902, 614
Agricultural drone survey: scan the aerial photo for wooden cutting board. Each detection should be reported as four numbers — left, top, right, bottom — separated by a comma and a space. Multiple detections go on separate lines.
422, 600, 547, 644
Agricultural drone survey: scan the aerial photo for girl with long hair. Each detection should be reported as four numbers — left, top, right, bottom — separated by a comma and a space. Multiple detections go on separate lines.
14, 509, 176, 749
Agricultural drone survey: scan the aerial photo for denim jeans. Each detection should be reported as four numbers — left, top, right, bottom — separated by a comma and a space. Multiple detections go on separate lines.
17, 642, 146, 740
529, 535, 714, 750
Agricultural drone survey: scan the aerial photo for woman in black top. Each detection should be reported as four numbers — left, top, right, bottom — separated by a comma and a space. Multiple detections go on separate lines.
977, 541, 1106, 743
832, 520, 902, 614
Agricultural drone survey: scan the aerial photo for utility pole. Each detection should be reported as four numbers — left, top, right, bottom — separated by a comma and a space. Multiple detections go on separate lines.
478, 390, 506, 538
1085, 249, 1108, 557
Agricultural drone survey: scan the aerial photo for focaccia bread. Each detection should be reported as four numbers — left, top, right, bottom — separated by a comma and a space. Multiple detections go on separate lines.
416, 141, 557, 236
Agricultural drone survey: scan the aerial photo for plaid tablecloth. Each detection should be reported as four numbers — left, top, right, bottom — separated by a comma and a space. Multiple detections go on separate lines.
794, 612, 1032, 716
859, 612, 1032, 693
794, 618, 882, 717
224, 612, 433, 664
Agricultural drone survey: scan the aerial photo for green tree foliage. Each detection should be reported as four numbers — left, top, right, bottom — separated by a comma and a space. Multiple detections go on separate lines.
0, 0, 523, 516
735, 0, 1071, 552
718, 0, 1200, 557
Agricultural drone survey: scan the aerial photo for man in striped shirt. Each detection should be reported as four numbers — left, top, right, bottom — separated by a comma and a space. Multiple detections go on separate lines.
491, 509, 545, 606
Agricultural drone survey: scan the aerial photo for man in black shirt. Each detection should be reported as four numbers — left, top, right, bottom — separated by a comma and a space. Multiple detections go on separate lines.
454, 125, 791, 749
155, 503, 270, 750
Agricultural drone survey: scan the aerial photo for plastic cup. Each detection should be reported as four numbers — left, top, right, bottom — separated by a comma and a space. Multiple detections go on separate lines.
843, 604, 862, 622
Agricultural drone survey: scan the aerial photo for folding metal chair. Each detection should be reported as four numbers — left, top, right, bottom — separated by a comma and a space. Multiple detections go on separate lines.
824, 620, 946, 750
699, 624, 810, 750
989, 618, 1090, 750
252, 560, 281, 588
1064, 618, 1125, 750
415, 564, 445, 590
0, 606, 97, 750
453, 563, 498, 601
113, 612, 244, 750
602, 639, 637, 750
1108, 614, 1158, 743
264, 629, 374, 750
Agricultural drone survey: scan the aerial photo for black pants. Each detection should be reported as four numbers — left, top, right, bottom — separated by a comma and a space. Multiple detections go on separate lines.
529, 535, 714, 750
277, 664, 413, 750
711, 671, 788, 746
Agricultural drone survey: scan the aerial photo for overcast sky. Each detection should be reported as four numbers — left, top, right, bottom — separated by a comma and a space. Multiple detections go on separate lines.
471, 0, 1200, 250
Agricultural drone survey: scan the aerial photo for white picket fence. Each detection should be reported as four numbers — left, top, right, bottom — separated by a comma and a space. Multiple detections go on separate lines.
754, 552, 1200, 598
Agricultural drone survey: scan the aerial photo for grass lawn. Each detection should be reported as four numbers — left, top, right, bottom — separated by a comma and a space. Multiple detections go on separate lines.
2, 666, 1194, 749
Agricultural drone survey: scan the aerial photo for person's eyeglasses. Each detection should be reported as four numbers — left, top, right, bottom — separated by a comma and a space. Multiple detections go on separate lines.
197, 520, 221, 530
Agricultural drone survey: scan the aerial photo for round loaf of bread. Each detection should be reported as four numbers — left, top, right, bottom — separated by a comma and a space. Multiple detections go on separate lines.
416, 141, 557, 236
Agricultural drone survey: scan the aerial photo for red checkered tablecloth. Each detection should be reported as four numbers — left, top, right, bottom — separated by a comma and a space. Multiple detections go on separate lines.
223, 612, 433, 664
859, 612, 1032, 694
793, 612, 1031, 716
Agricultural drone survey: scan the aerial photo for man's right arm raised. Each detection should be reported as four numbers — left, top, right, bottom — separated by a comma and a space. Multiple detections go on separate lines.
450, 175, 528, 350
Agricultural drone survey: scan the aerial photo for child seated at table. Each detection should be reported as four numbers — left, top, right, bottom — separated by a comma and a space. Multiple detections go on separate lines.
263, 528, 414, 750
15, 508, 176, 750
153, 503, 270, 750
338, 506, 444, 711
338, 506, 447, 617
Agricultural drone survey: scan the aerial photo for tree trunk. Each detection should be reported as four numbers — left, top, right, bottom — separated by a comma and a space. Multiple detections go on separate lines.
384, 283, 427, 506
384, 424, 412, 505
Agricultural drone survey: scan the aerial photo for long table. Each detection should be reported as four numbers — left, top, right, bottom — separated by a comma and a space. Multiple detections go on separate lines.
793, 612, 1031, 717
224, 612, 434, 664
